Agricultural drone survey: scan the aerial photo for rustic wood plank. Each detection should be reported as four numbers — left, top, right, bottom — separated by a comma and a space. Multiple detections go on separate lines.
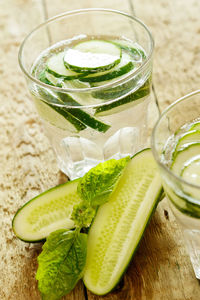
133, 0, 200, 111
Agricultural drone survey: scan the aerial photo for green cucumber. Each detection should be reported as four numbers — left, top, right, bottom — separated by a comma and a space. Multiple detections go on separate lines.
165, 185, 200, 218
12, 179, 81, 242
189, 122, 200, 131
171, 143, 200, 175
38, 73, 110, 132
34, 96, 86, 132
173, 130, 200, 156
64, 40, 121, 73
83, 148, 163, 295
94, 78, 151, 116
47, 52, 84, 79
79, 51, 134, 83
112, 40, 146, 60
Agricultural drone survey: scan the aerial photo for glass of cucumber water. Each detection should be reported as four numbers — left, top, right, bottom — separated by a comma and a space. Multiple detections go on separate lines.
19, 8, 154, 179
152, 90, 200, 279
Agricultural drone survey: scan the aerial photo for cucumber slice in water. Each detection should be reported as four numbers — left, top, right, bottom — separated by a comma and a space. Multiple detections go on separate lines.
47, 52, 83, 79
83, 148, 163, 295
171, 143, 200, 175
79, 51, 134, 83
38, 73, 110, 132
94, 78, 151, 116
189, 122, 200, 131
173, 130, 200, 155
12, 179, 81, 242
64, 40, 121, 73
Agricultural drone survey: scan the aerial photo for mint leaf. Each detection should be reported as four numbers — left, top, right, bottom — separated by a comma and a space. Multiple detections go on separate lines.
77, 156, 130, 206
71, 203, 96, 228
36, 229, 87, 300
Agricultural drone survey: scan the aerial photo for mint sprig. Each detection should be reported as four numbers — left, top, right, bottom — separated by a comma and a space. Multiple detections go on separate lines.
36, 229, 87, 300
71, 157, 130, 227
36, 157, 130, 299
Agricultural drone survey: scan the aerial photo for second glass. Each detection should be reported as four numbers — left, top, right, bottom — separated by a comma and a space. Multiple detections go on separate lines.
19, 8, 154, 179
152, 90, 200, 279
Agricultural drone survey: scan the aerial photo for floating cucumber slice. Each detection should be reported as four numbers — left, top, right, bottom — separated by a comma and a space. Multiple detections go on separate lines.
83, 148, 163, 295
38, 73, 110, 132
189, 122, 200, 131
173, 130, 200, 156
94, 78, 151, 116
181, 157, 200, 184
47, 52, 84, 79
112, 40, 146, 60
171, 143, 200, 175
79, 51, 134, 83
64, 40, 121, 73
12, 179, 81, 242
165, 185, 200, 218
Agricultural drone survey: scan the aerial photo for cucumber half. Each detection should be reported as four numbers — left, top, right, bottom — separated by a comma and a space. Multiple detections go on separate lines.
83, 148, 163, 295
12, 179, 81, 242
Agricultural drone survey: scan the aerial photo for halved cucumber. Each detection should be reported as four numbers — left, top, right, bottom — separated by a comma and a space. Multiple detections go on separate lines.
94, 78, 151, 116
83, 148, 163, 295
173, 130, 200, 155
171, 143, 200, 175
12, 179, 81, 242
47, 52, 84, 79
79, 51, 134, 83
64, 40, 121, 73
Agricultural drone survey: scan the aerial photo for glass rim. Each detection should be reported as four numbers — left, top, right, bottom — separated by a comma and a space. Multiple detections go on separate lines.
151, 89, 200, 190
18, 8, 154, 98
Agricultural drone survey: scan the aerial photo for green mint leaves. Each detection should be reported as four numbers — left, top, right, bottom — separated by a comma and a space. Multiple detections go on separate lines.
72, 157, 130, 227
36, 229, 87, 300
78, 156, 130, 206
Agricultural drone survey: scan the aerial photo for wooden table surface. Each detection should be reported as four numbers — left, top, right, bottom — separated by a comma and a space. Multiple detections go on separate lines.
1, 0, 200, 299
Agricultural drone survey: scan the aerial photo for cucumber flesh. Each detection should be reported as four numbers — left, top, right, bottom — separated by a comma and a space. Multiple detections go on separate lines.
12, 179, 81, 242
83, 148, 162, 295
47, 52, 83, 79
79, 51, 134, 83
64, 40, 121, 73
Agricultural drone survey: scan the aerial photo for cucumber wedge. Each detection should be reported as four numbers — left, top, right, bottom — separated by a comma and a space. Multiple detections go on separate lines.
64, 40, 121, 73
83, 148, 163, 295
12, 179, 81, 242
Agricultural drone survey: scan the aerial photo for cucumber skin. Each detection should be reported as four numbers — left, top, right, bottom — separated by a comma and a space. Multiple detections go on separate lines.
83, 148, 163, 295
12, 179, 80, 243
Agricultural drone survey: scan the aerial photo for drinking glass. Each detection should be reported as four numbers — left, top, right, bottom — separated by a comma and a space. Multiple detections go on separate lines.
19, 8, 154, 179
152, 90, 200, 279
